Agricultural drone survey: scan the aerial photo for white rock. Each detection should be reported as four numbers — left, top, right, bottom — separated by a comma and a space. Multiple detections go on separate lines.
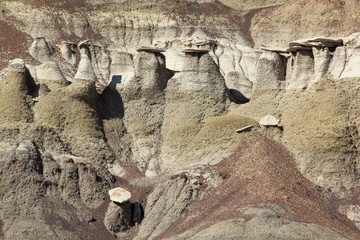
259, 115, 279, 126
74, 46, 96, 81
36, 61, 67, 82
327, 46, 346, 79
108, 187, 131, 204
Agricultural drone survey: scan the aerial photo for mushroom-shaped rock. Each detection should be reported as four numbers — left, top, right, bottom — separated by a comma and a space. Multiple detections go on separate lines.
29, 37, 53, 62
104, 201, 133, 236
159, 51, 227, 172
105, 188, 133, 236
259, 115, 280, 126
109, 187, 131, 203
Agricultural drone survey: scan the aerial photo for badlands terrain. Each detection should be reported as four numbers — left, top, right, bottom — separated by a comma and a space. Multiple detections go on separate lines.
0, 0, 359, 239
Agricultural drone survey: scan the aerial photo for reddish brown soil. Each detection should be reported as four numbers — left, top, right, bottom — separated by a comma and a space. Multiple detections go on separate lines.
159, 132, 360, 239
0, 20, 34, 69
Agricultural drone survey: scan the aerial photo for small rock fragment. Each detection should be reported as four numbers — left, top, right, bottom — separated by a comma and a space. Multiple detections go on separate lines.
259, 115, 280, 126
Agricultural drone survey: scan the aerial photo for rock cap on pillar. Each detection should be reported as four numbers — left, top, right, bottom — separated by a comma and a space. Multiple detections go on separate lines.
108, 187, 131, 204
182, 48, 209, 53
137, 46, 166, 53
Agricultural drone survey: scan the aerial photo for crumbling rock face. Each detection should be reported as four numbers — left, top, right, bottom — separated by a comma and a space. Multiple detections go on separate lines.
0, 140, 115, 239
33, 79, 113, 163
286, 50, 314, 90
135, 168, 225, 240
225, 70, 253, 103
231, 77, 359, 191
119, 50, 171, 175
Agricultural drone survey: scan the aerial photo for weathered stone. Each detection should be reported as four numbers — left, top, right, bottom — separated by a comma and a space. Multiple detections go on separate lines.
254, 51, 285, 91
36, 61, 69, 89
225, 70, 253, 102
286, 50, 314, 89
108, 187, 131, 203
29, 37, 53, 62
59, 41, 77, 64
259, 115, 280, 126
104, 201, 133, 235
8, 58, 26, 73
311, 46, 332, 85
327, 46, 346, 79
74, 45, 96, 81
159, 52, 227, 172
137, 46, 165, 52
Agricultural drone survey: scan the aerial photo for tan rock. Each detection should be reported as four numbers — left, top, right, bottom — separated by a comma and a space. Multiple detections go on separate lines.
108, 187, 131, 203
29, 37, 53, 62
259, 115, 279, 126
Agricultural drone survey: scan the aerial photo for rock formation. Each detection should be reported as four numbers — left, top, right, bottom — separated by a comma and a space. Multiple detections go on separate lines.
0, 0, 359, 239
159, 50, 228, 173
